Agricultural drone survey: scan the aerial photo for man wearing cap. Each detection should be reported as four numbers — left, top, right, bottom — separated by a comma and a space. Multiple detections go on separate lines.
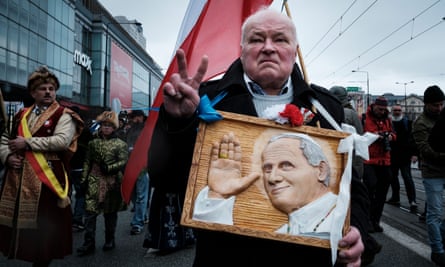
362, 96, 395, 233
412, 85, 445, 266
0, 65, 84, 266
77, 110, 128, 256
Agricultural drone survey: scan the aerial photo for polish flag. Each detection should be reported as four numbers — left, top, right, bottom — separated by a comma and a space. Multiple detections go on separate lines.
121, 0, 273, 203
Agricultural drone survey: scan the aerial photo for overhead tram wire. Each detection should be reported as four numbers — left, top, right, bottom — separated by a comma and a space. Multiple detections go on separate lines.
304, 0, 359, 59
323, 17, 427, 82
305, 0, 379, 67
359, 17, 445, 70
323, 13, 444, 85
323, 0, 443, 80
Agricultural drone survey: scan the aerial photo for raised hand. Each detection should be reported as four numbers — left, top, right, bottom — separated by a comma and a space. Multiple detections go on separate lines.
207, 132, 260, 199
162, 49, 208, 118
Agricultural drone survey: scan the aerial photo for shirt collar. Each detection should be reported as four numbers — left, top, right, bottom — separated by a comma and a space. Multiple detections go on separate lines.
243, 73, 292, 96
288, 192, 337, 229
33, 105, 48, 116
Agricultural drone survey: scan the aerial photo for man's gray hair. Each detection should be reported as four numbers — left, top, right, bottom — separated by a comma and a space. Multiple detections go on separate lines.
268, 133, 331, 186
240, 8, 298, 46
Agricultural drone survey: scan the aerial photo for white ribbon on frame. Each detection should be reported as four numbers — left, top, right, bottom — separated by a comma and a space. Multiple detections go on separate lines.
311, 98, 378, 265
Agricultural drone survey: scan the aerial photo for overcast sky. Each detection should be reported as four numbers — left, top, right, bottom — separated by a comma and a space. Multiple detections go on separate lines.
100, 0, 445, 96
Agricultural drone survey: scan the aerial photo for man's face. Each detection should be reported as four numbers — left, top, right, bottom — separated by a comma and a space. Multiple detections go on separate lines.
391, 106, 403, 117
425, 101, 444, 116
100, 122, 115, 136
30, 82, 56, 106
261, 138, 324, 214
240, 13, 297, 92
372, 104, 388, 118
132, 115, 144, 124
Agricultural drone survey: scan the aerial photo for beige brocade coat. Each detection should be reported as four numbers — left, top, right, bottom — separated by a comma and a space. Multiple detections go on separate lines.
0, 108, 77, 162
0, 102, 82, 262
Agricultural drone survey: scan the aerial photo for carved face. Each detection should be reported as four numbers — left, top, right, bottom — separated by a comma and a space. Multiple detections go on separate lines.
261, 138, 328, 214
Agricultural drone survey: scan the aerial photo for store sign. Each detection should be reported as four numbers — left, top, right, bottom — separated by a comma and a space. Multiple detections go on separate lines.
73, 49, 92, 75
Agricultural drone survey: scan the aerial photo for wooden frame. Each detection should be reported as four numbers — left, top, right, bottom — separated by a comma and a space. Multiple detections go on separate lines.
181, 111, 350, 249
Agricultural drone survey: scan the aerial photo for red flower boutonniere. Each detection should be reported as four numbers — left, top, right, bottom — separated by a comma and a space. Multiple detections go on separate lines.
263, 104, 315, 127
279, 104, 304, 126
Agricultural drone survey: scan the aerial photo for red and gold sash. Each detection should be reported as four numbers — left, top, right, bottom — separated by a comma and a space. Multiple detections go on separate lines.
18, 108, 68, 199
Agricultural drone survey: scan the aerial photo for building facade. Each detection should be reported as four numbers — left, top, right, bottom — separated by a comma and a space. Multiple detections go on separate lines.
0, 0, 162, 121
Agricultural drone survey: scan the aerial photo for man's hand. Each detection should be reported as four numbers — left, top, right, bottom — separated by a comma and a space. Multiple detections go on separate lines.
163, 49, 208, 118
207, 132, 260, 199
337, 226, 364, 267
8, 136, 27, 153
7, 153, 24, 169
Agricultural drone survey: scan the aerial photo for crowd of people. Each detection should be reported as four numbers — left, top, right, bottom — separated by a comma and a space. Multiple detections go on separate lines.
0, 6, 443, 267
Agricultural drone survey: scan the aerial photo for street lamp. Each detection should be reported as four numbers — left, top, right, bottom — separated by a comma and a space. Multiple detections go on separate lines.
352, 70, 370, 107
395, 81, 414, 115
103, 21, 142, 108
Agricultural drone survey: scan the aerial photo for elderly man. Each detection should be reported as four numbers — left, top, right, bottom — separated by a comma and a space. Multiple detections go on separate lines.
387, 104, 418, 210
148, 8, 366, 266
0, 66, 83, 266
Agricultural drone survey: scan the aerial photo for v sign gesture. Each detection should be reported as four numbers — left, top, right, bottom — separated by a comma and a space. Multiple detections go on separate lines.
162, 49, 209, 118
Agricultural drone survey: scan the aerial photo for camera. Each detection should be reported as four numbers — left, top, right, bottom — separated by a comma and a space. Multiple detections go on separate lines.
379, 132, 392, 152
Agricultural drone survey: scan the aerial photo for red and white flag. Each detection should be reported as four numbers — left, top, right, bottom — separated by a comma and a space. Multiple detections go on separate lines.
121, 0, 273, 203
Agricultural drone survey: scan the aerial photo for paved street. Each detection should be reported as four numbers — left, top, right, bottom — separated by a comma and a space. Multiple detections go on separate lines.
0, 207, 196, 267
370, 167, 432, 266
0, 167, 436, 266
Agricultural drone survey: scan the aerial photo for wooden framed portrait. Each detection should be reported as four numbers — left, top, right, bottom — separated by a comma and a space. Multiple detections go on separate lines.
181, 111, 351, 249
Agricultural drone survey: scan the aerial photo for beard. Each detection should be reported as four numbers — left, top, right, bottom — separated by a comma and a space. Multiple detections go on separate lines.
391, 114, 403, 121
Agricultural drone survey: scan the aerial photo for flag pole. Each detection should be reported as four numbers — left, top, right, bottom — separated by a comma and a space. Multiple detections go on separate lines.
283, 1, 309, 84
283, 1, 320, 127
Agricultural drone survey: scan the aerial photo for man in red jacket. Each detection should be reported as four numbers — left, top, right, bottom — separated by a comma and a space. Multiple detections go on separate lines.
363, 96, 396, 233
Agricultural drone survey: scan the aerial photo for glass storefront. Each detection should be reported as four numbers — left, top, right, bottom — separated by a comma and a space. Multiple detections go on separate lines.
0, 0, 162, 118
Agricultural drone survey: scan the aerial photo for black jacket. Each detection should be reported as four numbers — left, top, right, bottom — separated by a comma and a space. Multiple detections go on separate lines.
390, 117, 417, 164
148, 59, 369, 266
429, 108, 445, 153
